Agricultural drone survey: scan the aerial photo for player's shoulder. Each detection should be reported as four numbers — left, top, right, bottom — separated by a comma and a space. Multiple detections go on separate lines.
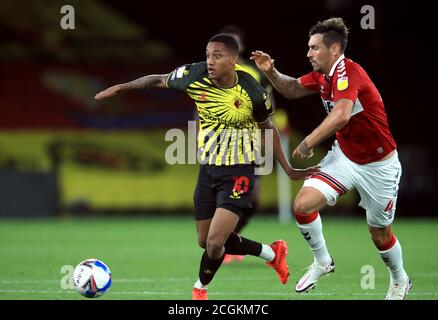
235, 61, 262, 83
167, 61, 207, 89
333, 57, 364, 85
237, 69, 266, 98
333, 57, 374, 93
308, 70, 325, 81
185, 61, 208, 75
335, 58, 363, 78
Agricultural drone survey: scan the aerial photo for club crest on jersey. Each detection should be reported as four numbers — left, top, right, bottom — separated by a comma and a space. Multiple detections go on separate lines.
337, 77, 349, 91
199, 92, 207, 101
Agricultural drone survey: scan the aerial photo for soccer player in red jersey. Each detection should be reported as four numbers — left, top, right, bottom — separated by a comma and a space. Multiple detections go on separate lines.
251, 18, 411, 300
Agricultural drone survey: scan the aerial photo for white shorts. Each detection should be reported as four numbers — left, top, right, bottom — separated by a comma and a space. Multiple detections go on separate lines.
303, 141, 402, 227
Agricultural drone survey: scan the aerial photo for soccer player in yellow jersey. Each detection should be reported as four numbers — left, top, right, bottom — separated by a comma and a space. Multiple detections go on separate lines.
220, 24, 278, 264
96, 34, 318, 300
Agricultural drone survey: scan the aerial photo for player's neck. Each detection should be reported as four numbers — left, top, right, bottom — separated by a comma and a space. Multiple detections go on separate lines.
212, 71, 237, 88
324, 54, 344, 77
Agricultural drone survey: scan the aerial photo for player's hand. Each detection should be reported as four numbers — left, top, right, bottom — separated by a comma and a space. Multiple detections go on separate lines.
95, 84, 123, 100
286, 165, 320, 180
292, 140, 314, 159
250, 50, 274, 72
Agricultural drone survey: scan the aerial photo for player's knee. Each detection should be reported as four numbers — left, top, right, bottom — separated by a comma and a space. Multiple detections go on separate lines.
370, 235, 384, 248
369, 228, 392, 248
206, 237, 225, 259
198, 238, 207, 249
293, 198, 315, 214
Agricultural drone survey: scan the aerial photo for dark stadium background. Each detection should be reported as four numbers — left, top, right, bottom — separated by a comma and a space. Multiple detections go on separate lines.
0, 0, 434, 217
1, 0, 438, 304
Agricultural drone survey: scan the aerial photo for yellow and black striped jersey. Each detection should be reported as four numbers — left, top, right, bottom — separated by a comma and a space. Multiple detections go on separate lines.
166, 61, 273, 166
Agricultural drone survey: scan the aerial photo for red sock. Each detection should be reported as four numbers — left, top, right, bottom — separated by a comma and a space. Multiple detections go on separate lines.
294, 211, 319, 225
377, 231, 397, 251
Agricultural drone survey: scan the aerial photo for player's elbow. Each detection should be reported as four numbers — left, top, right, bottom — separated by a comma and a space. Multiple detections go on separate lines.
282, 90, 299, 100
334, 112, 351, 129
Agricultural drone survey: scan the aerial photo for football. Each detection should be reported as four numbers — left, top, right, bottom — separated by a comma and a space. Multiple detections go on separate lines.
73, 258, 112, 298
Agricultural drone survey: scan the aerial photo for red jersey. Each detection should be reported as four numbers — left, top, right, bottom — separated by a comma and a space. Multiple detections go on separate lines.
299, 54, 396, 164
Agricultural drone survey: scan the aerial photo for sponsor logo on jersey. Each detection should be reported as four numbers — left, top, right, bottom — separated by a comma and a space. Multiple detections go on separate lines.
337, 77, 349, 91
176, 66, 186, 78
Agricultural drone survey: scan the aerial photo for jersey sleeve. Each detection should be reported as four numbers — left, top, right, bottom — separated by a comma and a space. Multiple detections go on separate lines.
332, 63, 360, 103
298, 71, 321, 91
253, 92, 274, 124
166, 62, 206, 92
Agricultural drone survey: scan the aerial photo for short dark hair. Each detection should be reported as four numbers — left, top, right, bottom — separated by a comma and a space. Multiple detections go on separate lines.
208, 33, 239, 54
309, 17, 349, 52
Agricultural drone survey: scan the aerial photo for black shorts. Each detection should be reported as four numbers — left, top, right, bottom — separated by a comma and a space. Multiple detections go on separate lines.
193, 164, 256, 220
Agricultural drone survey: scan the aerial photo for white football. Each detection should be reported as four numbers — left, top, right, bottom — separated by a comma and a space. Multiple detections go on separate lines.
73, 258, 112, 298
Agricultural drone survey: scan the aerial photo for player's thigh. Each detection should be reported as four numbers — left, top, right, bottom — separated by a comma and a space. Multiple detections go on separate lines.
301, 142, 354, 209
207, 207, 240, 246
193, 166, 216, 221
294, 186, 328, 213
196, 219, 212, 248
356, 154, 402, 227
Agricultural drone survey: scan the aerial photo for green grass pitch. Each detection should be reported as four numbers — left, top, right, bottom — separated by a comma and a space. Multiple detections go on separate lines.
0, 216, 437, 300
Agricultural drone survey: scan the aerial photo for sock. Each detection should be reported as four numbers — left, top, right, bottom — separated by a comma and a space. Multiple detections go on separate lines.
259, 244, 275, 262
198, 250, 225, 286
295, 212, 331, 265
194, 279, 208, 290
378, 233, 408, 284
224, 232, 262, 256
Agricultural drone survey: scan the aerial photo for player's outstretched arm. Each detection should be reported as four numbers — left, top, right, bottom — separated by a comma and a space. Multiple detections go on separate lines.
95, 74, 168, 100
292, 98, 353, 159
259, 119, 319, 180
250, 50, 314, 100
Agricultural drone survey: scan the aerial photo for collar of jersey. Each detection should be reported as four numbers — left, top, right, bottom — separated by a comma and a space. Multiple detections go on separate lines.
210, 71, 239, 89
328, 54, 345, 77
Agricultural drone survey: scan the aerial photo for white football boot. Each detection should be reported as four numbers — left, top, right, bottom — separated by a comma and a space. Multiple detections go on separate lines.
385, 277, 412, 300
295, 258, 335, 293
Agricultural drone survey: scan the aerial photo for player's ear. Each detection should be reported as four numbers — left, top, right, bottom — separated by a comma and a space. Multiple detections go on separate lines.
231, 54, 238, 65
330, 43, 341, 56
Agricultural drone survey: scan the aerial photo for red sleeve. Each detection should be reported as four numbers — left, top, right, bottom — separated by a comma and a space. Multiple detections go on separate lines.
299, 71, 321, 92
332, 63, 360, 103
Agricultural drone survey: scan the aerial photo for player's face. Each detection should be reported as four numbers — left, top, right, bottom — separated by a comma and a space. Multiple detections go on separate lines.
206, 42, 237, 80
307, 34, 331, 74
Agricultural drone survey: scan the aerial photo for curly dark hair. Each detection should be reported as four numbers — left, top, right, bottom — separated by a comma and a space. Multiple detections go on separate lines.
309, 17, 349, 52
